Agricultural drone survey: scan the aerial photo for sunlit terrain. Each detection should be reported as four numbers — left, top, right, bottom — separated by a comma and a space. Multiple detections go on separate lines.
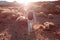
0, 0, 60, 40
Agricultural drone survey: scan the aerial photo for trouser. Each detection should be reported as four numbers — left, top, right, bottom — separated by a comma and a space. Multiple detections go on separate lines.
28, 20, 32, 32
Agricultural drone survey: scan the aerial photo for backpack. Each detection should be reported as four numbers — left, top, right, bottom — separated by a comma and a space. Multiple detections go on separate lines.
28, 12, 33, 20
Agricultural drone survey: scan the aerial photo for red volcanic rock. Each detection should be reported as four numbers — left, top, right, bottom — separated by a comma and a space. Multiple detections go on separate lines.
0, 2, 60, 40
48, 14, 54, 19
37, 12, 47, 18
0, 9, 28, 40
43, 22, 55, 31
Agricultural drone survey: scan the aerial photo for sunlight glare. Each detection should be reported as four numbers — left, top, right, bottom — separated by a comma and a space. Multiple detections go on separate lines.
5, 0, 58, 6
16, 0, 32, 6
16, 0, 57, 6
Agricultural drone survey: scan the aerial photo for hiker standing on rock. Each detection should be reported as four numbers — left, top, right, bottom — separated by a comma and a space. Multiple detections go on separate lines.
25, 10, 37, 32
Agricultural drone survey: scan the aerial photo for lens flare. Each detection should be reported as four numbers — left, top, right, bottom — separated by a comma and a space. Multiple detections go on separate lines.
5, 0, 57, 6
